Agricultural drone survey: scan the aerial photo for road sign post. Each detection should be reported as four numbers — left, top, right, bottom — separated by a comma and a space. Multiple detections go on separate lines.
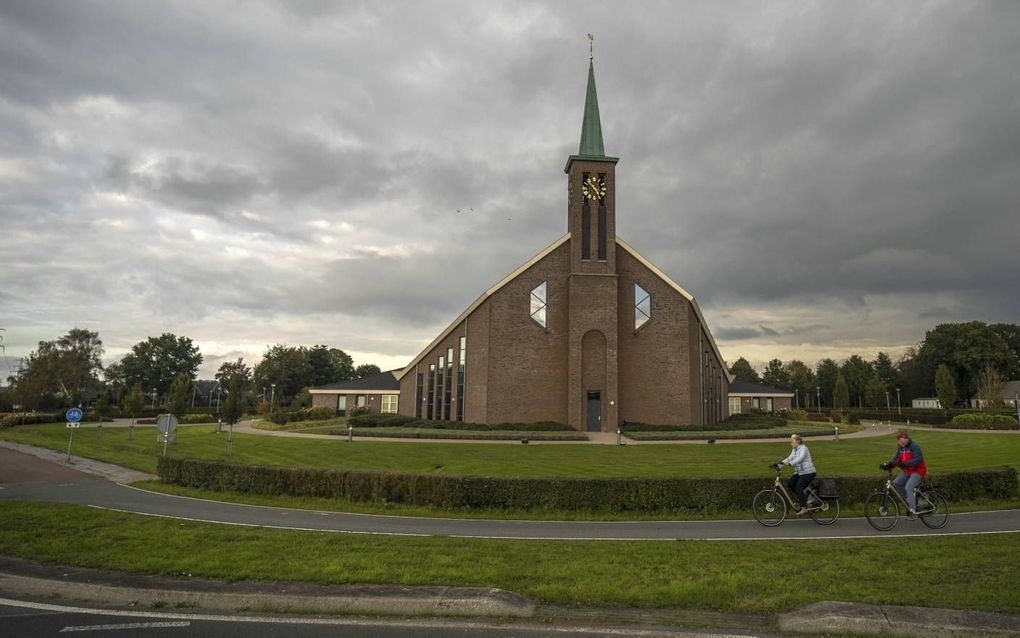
65, 407, 83, 462
156, 414, 179, 457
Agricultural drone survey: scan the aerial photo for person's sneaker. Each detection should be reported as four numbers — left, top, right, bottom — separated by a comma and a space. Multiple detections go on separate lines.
906, 509, 917, 520
795, 507, 808, 516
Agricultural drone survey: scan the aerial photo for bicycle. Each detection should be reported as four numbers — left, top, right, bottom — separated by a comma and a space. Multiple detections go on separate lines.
863, 468, 950, 531
752, 463, 840, 527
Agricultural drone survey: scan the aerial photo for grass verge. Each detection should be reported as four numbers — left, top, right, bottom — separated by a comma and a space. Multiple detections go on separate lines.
1, 501, 1018, 614
3, 423, 1020, 479
131, 479, 1020, 521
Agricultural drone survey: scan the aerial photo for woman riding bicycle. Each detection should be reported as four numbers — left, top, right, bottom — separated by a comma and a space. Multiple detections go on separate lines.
881, 430, 927, 519
777, 434, 816, 516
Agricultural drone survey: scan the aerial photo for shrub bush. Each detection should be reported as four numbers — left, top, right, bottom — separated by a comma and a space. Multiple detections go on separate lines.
157, 458, 1018, 512
0, 412, 65, 429
266, 406, 337, 425
622, 413, 786, 433
180, 413, 216, 424
346, 414, 573, 431
784, 409, 809, 422
945, 413, 1019, 430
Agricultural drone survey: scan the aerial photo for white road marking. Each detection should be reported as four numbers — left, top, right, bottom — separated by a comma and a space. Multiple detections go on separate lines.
85, 505, 1020, 541
0, 597, 756, 636
60, 621, 190, 632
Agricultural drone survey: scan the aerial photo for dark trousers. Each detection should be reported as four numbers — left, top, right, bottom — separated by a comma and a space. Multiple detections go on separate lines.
787, 472, 816, 508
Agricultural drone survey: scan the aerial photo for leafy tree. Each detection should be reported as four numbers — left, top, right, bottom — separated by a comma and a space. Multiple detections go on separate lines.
7, 328, 104, 407
990, 323, 1020, 379
919, 322, 1013, 399
122, 383, 144, 426
873, 352, 898, 393
93, 388, 109, 422
934, 364, 956, 412
215, 358, 252, 390
252, 345, 312, 402
840, 355, 874, 408
354, 363, 382, 378
222, 379, 243, 426
865, 377, 887, 409
833, 373, 850, 411
167, 373, 192, 418
119, 333, 202, 400
815, 359, 840, 408
896, 346, 927, 404
975, 363, 1005, 409
328, 348, 355, 382
728, 357, 760, 383
783, 360, 816, 409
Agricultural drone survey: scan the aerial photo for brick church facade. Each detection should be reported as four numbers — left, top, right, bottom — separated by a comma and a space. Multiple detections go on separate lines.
393, 57, 732, 431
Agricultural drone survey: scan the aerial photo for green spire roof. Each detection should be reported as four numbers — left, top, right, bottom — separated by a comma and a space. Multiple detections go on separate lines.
578, 60, 605, 157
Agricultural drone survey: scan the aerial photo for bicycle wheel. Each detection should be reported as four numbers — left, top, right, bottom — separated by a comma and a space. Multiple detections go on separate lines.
864, 490, 899, 531
810, 497, 840, 526
918, 490, 950, 529
752, 488, 787, 527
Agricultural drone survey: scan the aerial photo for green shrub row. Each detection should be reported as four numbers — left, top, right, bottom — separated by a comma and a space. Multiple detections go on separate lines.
944, 413, 1019, 430
0, 412, 65, 429
267, 406, 335, 425
347, 413, 573, 431
622, 413, 787, 433
157, 457, 1018, 512
335, 427, 588, 441
624, 423, 845, 441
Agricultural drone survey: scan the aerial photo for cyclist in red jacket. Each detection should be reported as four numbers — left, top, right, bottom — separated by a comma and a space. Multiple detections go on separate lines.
880, 431, 927, 518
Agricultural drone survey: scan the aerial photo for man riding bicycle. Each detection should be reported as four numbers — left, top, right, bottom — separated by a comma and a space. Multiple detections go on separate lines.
777, 433, 816, 516
881, 430, 927, 519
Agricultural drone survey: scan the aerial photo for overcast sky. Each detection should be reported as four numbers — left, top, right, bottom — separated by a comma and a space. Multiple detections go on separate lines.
1, 0, 1018, 379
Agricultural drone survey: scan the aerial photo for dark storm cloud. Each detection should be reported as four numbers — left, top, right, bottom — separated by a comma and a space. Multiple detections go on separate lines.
1, 0, 1018, 375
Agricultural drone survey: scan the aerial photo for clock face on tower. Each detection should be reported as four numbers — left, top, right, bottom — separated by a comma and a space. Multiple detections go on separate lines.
581, 174, 606, 202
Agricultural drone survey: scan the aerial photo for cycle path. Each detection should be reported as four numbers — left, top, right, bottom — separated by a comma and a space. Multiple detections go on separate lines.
2, 447, 1019, 541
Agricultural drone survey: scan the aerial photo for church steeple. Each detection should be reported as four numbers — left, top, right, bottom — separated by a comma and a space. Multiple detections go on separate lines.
578, 60, 605, 157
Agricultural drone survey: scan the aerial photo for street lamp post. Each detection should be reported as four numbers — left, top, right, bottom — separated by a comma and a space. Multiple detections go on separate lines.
270, 383, 276, 413
816, 386, 821, 414
886, 391, 890, 411
151, 388, 157, 410
1014, 392, 1019, 429
896, 387, 901, 416
795, 388, 799, 410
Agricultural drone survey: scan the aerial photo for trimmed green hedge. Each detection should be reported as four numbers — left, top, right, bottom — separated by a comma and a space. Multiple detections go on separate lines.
0, 412, 65, 429
625, 423, 847, 441
622, 413, 787, 433
944, 413, 1018, 430
336, 427, 588, 441
157, 457, 1018, 512
347, 413, 573, 432
267, 407, 335, 425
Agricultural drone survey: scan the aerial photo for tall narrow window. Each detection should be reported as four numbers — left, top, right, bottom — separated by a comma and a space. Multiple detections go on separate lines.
444, 347, 453, 420
415, 372, 424, 418
457, 336, 466, 422
634, 283, 651, 330
427, 364, 436, 420
597, 174, 607, 260
581, 207, 591, 260
435, 356, 445, 420
530, 281, 547, 328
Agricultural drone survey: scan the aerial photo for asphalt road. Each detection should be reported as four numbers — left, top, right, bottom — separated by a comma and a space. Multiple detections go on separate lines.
0, 599, 750, 638
2, 448, 1019, 540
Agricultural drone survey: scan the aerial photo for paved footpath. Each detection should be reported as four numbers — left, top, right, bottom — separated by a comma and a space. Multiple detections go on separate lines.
2, 446, 1019, 540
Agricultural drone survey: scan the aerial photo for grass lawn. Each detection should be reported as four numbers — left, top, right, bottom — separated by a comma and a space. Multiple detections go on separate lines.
0, 501, 1017, 614
131, 479, 1020, 521
2, 422, 1019, 479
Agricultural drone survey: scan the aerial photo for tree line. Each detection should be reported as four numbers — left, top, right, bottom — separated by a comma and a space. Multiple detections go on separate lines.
1, 328, 383, 412
728, 321, 1019, 410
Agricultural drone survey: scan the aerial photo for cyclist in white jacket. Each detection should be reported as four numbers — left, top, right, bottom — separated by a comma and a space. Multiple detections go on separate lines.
778, 434, 817, 515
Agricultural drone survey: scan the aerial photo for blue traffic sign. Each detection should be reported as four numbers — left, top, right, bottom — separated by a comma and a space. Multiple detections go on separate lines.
65, 407, 83, 423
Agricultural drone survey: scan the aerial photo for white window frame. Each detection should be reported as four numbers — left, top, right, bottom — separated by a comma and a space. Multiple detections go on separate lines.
381, 395, 398, 414
530, 281, 547, 328
634, 283, 651, 331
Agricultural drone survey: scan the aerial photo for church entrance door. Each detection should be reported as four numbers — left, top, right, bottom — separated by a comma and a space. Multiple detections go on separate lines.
586, 391, 601, 432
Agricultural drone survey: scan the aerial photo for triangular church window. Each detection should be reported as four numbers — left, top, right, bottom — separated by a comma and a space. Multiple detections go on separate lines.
635, 283, 651, 330
530, 281, 547, 328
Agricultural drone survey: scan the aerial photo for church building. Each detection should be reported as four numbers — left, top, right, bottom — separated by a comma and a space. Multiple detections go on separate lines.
392, 56, 733, 431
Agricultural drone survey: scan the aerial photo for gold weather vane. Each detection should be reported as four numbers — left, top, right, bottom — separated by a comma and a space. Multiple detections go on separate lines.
587, 33, 594, 60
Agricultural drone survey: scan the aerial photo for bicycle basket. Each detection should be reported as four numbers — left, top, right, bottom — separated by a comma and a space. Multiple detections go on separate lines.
814, 478, 838, 498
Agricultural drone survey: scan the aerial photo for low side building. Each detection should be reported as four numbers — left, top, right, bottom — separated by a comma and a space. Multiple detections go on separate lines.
309, 370, 401, 416
727, 380, 794, 415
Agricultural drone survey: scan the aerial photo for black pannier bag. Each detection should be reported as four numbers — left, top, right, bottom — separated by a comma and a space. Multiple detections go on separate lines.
814, 478, 838, 498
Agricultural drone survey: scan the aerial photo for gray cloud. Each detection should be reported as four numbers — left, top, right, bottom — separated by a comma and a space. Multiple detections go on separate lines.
1, 0, 1018, 377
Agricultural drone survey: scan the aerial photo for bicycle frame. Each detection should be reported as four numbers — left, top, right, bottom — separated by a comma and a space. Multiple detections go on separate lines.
770, 471, 820, 509
875, 471, 934, 512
